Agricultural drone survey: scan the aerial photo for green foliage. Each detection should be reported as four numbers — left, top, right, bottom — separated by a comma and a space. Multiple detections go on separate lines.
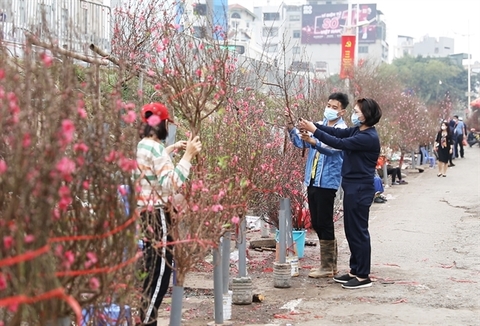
389, 55, 475, 110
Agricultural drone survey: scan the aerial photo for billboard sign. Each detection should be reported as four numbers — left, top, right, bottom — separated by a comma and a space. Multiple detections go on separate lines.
301, 4, 377, 45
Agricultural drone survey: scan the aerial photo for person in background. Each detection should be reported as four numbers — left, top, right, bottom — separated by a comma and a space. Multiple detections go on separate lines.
373, 172, 387, 204
135, 102, 202, 326
453, 115, 466, 159
447, 117, 456, 166
467, 128, 479, 147
386, 162, 407, 185
286, 92, 349, 279
298, 97, 382, 289
434, 120, 454, 177
376, 155, 407, 185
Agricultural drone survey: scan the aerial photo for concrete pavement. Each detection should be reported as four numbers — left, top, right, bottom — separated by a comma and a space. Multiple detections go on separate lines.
157, 146, 480, 325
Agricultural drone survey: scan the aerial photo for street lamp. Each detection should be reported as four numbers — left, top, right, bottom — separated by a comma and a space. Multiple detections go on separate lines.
467, 22, 471, 113
344, 1, 376, 66
453, 24, 474, 115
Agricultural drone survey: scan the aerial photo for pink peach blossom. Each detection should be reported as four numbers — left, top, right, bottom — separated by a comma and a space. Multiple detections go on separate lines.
89, 277, 100, 290
231, 216, 240, 224
63, 250, 75, 269
77, 108, 87, 119
22, 133, 31, 147
118, 185, 128, 197
24, 234, 35, 243
56, 157, 76, 182
61, 119, 75, 144
73, 142, 89, 153
7, 304, 18, 313
0, 273, 7, 290
118, 157, 137, 172
123, 110, 136, 124
40, 52, 53, 67
105, 150, 117, 163
55, 245, 63, 257
211, 204, 223, 212
0, 160, 7, 174
3, 236, 13, 250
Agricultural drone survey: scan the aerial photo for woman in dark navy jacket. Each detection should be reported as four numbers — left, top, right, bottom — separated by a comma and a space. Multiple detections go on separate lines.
298, 98, 382, 289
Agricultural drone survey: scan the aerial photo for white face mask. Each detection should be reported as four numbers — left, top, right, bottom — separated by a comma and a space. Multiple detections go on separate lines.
351, 112, 362, 127
441, 126, 447, 130
324, 107, 339, 121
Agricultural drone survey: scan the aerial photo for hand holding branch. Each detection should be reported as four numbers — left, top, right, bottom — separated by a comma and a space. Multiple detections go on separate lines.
297, 118, 316, 133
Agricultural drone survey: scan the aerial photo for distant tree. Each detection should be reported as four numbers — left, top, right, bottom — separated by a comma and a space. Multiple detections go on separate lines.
388, 55, 477, 112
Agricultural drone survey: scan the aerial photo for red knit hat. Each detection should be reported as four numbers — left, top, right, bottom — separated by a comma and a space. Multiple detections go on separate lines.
140, 102, 174, 123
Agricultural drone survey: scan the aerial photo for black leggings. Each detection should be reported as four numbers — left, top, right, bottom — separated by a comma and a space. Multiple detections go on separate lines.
140, 208, 173, 326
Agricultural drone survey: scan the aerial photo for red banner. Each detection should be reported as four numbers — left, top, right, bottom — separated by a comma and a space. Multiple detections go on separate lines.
340, 35, 356, 79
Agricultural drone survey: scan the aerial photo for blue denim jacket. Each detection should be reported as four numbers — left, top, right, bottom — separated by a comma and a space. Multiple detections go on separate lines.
289, 118, 346, 190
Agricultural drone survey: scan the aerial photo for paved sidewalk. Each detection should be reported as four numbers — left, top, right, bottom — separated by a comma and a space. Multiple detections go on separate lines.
157, 146, 480, 325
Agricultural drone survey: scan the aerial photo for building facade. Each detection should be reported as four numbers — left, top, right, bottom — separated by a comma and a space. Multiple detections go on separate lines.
412, 35, 454, 58
394, 35, 414, 59
0, 0, 111, 56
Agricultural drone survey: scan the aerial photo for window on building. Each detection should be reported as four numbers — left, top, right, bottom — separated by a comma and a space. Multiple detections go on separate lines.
37, 4, 52, 37
19, 0, 26, 25
61, 8, 69, 37
263, 27, 279, 38
289, 14, 300, 21
193, 26, 208, 38
235, 45, 245, 54
293, 30, 300, 38
193, 3, 207, 16
83, 8, 88, 34
231, 12, 241, 19
292, 46, 300, 54
315, 61, 328, 72
266, 44, 278, 53
434, 47, 439, 54
358, 46, 368, 54
263, 12, 280, 21
290, 61, 311, 72
231, 21, 239, 29
246, 22, 250, 28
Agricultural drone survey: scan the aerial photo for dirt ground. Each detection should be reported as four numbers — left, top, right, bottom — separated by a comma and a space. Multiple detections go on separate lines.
153, 146, 480, 326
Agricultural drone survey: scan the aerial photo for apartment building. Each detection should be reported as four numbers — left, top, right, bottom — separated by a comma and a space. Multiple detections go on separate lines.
0, 0, 111, 56
413, 35, 454, 58
394, 35, 414, 59
241, 1, 389, 76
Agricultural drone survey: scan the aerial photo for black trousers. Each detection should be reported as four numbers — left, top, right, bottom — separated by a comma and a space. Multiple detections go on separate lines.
387, 167, 401, 183
454, 134, 464, 158
307, 186, 337, 240
342, 181, 374, 279
140, 208, 173, 326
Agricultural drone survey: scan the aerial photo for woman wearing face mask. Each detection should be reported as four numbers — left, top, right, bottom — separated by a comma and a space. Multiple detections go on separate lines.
298, 98, 382, 289
135, 102, 202, 325
434, 121, 453, 177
